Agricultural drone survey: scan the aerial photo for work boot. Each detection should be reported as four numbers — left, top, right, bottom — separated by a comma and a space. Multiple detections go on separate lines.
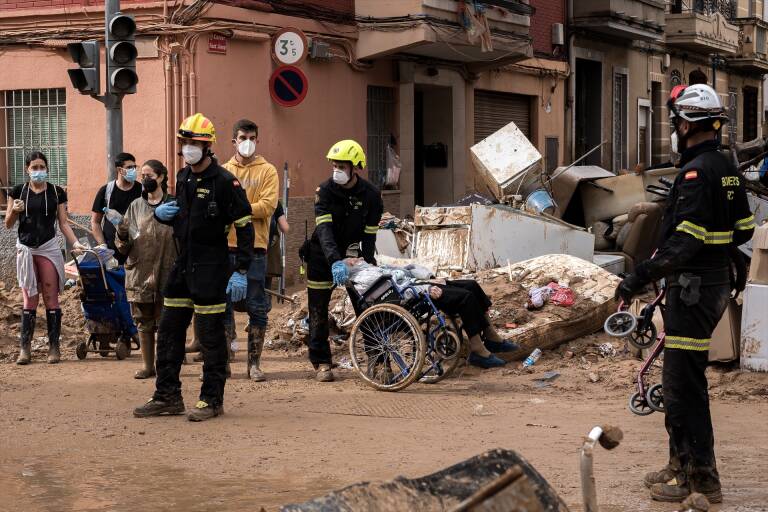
187, 400, 223, 422
247, 325, 267, 382
316, 363, 334, 382
46, 309, 62, 364
134, 331, 156, 379
16, 309, 35, 365
650, 480, 691, 503
644, 465, 681, 488
133, 396, 185, 418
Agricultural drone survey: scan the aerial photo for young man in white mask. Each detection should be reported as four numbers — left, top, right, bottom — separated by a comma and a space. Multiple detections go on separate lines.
221, 119, 278, 381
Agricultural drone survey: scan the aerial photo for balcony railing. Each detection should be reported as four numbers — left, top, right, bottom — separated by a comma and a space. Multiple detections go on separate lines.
665, 0, 740, 54
571, 0, 666, 43
730, 18, 768, 72
669, 0, 737, 18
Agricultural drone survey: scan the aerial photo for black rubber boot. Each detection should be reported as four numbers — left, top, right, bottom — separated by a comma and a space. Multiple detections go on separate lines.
16, 309, 36, 365
46, 309, 62, 364
247, 325, 267, 382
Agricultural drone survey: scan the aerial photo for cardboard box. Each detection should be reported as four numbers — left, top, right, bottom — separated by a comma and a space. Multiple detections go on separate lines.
748, 223, 768, 284
740, 283, 768, 372
709, 299, 741, 363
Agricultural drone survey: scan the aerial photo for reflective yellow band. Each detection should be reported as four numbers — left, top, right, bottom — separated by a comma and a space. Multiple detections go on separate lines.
194, 303, 226, 314
735, 215, 756, 231
315, 214, 332, 226
364, 225, 379, 234
164, 297, 194, 308
307, 280, 334, 290
676, 221, 733, 245
666, 336, 710, 351
234, 215, 251, 228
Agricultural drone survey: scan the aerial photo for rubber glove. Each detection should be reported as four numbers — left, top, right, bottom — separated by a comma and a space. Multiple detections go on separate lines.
72, 241, 88, 255
614, 273, 645, 304
155, 200, 179, 222
331, 260, 349, 286
227, 272, 248, 303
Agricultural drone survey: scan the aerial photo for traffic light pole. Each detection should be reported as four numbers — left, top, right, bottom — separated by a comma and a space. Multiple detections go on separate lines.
105, 0, 122, 182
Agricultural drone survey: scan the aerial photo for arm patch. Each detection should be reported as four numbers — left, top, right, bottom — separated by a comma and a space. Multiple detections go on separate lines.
684, 170, 698, 180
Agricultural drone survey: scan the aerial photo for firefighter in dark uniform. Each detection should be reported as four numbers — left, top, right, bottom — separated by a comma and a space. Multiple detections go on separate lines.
302, 140, 383, 382
616, 84, 755, 504
133, 113, 254, 422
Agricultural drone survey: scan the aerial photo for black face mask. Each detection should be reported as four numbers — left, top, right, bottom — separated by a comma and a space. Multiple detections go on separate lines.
142, 178, 159, 193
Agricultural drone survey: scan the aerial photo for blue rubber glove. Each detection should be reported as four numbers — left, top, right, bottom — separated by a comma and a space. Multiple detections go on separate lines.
227, 272, 248, 303
331, 260, 349, 286
155, 200, 179, 222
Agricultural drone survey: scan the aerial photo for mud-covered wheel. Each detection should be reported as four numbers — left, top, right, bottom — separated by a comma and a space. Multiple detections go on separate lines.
604, 311, 637, 338
646, 383, 664, 413
421, 329, 466, 384
629, 322, 658, 351
629, 392, 654, 416
348, 303, 425, 392
98, 337, 111, 357
76, 342, 87, 360
115, 341, 129, 360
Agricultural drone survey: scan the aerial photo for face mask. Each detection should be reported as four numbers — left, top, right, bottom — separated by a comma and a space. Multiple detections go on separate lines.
332, 168, 350, 185
237, 139, 256, 158
30, 170, 48, 183
142, 177, 159, 193
182, 144, 204, 165
670, 132, 679, 155
123, 167, 137, 183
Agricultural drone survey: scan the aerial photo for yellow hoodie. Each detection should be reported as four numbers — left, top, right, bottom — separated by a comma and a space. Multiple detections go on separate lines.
223, 155, 278, 250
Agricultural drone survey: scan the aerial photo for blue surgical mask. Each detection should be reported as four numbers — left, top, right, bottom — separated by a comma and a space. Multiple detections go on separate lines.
30, 170, 48, 183
124, 166, 137, 183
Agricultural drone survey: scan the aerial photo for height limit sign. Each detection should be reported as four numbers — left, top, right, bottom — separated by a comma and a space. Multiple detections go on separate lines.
272, 27, 308, 66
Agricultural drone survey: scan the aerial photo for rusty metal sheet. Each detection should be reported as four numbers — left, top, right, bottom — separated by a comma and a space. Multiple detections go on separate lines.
415, 206, 472, 226
415, 227, 470, 269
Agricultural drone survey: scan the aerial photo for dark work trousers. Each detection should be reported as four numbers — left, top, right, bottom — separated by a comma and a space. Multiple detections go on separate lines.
306, 254, 334, 367
432, 280, 492, 337
154, 260, 229, 407
662, 281, 729, 491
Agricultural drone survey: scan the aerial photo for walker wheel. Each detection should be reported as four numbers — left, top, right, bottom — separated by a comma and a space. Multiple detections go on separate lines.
604, 312, 637, 338
76, 342, 87, 360
629, 322, 657, 350
628, 392, 654, 416
646, 383, 664, 413
115, 341, 129, 360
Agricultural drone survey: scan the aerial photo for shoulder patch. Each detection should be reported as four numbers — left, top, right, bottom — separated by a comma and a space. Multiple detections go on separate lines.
233, 180, 241, 187
684, 170, 698, 181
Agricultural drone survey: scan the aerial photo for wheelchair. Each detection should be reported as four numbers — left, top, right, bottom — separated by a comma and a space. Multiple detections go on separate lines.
345, 275, 467, 392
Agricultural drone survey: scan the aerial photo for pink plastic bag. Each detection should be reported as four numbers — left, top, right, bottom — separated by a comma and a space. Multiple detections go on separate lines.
547, 282, 574, 307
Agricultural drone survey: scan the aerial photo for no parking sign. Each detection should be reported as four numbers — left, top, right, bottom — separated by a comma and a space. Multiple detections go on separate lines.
269, 65, 308, 107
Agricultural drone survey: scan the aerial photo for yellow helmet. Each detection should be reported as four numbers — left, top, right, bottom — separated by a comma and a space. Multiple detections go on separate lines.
326, 139, 366, 169
178, 113, 216, 143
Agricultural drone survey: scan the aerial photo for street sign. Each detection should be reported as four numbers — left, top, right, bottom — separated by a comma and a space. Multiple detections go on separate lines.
208, 33, 228, 54
272, 27, 308, 66
269, 65, 308, 107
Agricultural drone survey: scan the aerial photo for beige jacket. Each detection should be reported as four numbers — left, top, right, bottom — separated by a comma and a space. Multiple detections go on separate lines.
223, 155, 278, 250
115, 196, 177, 304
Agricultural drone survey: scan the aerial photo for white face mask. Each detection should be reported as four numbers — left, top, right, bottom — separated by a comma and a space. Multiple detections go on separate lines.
332, 168, 350, 185
182, 144, 204, 165
237, 139, 256, 158
670, 132, 679, 155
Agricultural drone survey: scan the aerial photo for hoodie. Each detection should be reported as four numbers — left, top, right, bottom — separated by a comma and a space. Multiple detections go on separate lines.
223, 155, 278, 250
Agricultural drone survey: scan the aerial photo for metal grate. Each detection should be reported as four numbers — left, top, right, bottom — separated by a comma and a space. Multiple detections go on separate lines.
0, 88, 67, 187
728, 88, 738, 145
613, 73, 628, 172
366, 86, 396, 189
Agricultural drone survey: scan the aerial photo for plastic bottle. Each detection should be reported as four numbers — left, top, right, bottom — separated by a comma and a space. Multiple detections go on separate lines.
522, 348, 542, 368
103, 207, 123, 226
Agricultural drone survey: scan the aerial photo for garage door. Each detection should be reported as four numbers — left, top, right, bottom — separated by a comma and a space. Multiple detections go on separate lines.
474, 90, 531, 144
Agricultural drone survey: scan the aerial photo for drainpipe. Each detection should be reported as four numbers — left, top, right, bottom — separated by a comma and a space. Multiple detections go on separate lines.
174, 53, 183, 170
567, 0, 576, 163
182, 56, 190, 121
164, 51, 175, 190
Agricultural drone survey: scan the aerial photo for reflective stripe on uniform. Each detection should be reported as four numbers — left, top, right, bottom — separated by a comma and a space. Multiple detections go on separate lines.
364, 225, 379, 235
315, 214, 332, 226
194, 303, 226, 314
233, 215, 251, 228
164, 297, 194, 308
734, 215, 756, 231
307, 280, 334, 290
675, 221, 733, 245
665, 336, 710, 351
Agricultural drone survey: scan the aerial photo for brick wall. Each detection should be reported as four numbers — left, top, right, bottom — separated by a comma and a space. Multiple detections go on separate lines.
529, 0, 565, 56
0, 0, 154, 10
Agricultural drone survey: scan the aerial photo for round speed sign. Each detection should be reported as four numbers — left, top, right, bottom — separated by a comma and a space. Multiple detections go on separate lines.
272, 28, 308, 66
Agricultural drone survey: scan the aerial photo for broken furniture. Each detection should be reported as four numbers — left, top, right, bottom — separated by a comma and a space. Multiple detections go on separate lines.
594, 202, 664, 273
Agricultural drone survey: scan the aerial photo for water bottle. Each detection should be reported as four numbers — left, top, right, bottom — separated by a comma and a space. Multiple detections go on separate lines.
103, 207, 123, 226
522, 348, 542, 368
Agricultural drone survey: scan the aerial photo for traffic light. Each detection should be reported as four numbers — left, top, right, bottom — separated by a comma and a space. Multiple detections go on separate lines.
66, 41, 100, 95
107, 12, 138, 94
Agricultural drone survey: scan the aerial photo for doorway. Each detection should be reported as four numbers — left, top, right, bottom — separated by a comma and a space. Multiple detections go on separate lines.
414, 85, 453, 207
744, 86, 759, 142
575, 58, 603, 165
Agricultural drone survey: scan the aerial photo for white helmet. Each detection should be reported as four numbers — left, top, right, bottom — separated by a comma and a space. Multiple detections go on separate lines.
668, 83, 729, 127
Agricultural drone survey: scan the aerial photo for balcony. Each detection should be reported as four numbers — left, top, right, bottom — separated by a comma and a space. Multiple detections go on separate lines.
665, 2, 740, 54
730, 18, 768, 73
571, 0, 666, 43
355, 0, 532, 68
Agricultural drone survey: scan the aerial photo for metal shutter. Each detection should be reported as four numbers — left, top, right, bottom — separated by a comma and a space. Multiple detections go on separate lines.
474, 90, 531, 144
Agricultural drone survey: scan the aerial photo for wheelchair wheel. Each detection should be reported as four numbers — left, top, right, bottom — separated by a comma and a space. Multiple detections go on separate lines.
628, 392, 654, 416
421, 329, 466, 384
115, 341, 130, 360
604, 312, 637, 338
646, 383, 664, 413
348, 303, 425, 392
76, 342, 87, 360
629, 322, 657, 351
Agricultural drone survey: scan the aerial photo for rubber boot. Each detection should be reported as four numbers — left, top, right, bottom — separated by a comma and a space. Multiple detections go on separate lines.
46, 309, 62, 364
134, 331, 156, 379
247, 325, 267, 382
16, 309, 35, 365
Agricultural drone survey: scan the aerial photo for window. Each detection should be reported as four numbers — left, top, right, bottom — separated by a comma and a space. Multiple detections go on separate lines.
366, 86, 396, 188
0, 88, 67, 187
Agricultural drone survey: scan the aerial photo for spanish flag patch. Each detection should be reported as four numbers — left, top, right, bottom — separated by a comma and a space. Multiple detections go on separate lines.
684, 170, 698, 180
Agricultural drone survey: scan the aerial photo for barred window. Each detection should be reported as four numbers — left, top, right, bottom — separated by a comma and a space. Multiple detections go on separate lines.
0, 88, 67, 187
366, 86, 396, 188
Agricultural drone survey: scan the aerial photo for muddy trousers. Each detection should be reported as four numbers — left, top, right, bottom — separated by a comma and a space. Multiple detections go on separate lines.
432, 280, 492, 337
662, 281, 729, 491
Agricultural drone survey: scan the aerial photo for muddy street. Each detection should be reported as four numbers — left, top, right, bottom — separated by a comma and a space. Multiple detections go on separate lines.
1, 342, 766, 512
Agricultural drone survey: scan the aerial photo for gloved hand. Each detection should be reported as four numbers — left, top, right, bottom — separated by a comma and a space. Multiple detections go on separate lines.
614, 273, 646, 304
728, 246, 747, 299
227, 272, 248, 303
155, 200, 179, 222
72, 241, 88, 255
331, 260, 349, 286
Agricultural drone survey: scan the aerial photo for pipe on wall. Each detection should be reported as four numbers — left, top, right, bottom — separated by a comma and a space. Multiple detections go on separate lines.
567, 0, 576, 163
